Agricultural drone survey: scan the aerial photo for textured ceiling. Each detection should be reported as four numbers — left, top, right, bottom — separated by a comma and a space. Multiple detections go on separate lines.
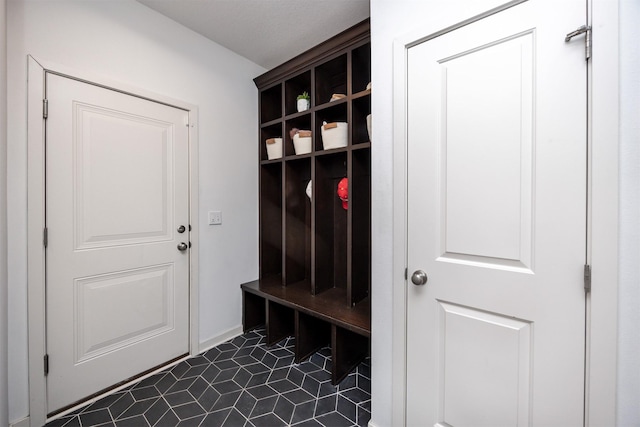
137, 0, 370, 70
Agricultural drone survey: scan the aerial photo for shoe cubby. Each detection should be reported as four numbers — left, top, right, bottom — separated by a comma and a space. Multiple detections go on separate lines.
245, 19, 370, 385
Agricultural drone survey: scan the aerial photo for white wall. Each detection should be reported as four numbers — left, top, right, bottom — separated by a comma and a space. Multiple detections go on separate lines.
617, 0, 640, 425
7, 0, 264, 422
1, 0, 9, 425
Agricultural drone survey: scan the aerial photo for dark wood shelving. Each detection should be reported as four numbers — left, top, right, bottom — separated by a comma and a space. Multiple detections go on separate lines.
246, 19, 371, 385
241, 279, 370, 337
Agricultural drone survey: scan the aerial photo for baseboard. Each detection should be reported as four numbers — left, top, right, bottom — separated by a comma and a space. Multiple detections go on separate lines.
367, 420, 379, 427
199, 325, 244, 354
9, 416, 30, 427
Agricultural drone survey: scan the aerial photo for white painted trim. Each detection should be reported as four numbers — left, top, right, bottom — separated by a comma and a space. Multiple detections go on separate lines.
26, 55, 201, 426
198, 325, 244, 354
27, 56, 47, 427
586, 0, 619, 424
9, 416, 30, 427
188, 107, 200, 359
391, 37, 408, 427
390, 1, 620, 424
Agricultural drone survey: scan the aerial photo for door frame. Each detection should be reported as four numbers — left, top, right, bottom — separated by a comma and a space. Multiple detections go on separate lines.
26, 55, 201, 427
390, 0, 619, 425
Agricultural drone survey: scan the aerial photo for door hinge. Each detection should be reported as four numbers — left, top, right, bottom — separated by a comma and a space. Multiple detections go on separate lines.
43, 99, 48, 119
404, 268, 408, 280
44, 354, 49, 376
43, 227, 48, 248
565, 25, 592, 61
584, 264, 591, 293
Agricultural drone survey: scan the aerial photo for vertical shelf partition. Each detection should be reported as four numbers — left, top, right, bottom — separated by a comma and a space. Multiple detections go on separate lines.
243, 20, 371, 385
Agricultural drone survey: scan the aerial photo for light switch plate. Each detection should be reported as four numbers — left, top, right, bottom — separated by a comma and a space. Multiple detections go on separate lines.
208, 211, 222, 225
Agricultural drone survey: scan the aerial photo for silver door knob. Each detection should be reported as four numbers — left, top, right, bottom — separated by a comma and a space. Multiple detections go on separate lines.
177, 242, 188, 251
177, 225, 186, 233
411, 270, 428, 286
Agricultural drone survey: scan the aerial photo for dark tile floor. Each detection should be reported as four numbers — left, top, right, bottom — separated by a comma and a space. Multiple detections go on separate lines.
45, 328, 371, 427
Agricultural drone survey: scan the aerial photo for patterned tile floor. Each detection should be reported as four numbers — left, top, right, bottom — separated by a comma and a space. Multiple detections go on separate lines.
45, 328, 371, 427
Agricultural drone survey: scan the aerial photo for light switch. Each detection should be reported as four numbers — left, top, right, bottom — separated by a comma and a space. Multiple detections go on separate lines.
208, 211, 222, 225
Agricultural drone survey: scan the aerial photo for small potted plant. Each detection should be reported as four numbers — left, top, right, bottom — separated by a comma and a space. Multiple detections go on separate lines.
296, 91, 310, 112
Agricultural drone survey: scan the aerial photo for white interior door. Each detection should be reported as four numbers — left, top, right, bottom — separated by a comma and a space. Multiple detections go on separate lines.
46, 73, 190, 412
406, 1, 587, 425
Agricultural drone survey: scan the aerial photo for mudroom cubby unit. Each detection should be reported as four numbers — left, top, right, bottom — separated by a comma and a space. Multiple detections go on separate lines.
243, 19, 371, 385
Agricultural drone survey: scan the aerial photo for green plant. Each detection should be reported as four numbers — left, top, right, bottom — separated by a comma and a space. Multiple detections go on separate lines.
297, 91, 310, 101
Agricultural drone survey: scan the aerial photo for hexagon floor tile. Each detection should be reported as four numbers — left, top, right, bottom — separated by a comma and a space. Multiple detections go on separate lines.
45, 328, 371, 427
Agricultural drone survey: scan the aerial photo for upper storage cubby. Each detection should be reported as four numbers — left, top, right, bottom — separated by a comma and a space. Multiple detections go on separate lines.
352, 42, 372, 94
285, 70, 312, 116
315, 54, 347, 107
260, 83, 282, 124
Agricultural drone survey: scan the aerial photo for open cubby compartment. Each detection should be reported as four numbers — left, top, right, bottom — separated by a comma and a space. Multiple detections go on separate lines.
243, 292, 266, 332
315, 102, 348, 152
314, 152, 348, 295
332, 326, 369, 385
285, 70, 312, 116
349, 149, 371, 306
260, 83, 283, 124
352, 94, 371, 146
295, 311, 331, 363
261, 122, 284, 161
351, 42, 371, 94
285, 114, 313, 157
284, 158, 312, 285
315, 53, 348, 107
266, 300, 295, 346
260, 163, 283, 280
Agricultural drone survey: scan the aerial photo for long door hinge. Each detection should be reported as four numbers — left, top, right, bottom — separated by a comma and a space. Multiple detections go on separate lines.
43, 99, 48, 119
565, 25, 592, 61
43, 227, 48, 248
584, 264, 592, 293
44, 354, 49, 376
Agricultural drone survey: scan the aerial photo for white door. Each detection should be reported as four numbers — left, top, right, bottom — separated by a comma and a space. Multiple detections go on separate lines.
46, 73, 190, 412
406, 1, 587, 425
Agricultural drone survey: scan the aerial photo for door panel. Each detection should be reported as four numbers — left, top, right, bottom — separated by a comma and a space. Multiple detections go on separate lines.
46, 74, 190, 412
439, 302, 532, 426
74, 264, 175, 362
407, 1, 586, 425
75, 103, 173, 248
441, 32, 533, 267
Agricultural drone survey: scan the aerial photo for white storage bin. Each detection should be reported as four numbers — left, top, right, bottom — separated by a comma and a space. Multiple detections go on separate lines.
321, 122, 348, 150
293, 130, 312, 155
265, 137, 282, 160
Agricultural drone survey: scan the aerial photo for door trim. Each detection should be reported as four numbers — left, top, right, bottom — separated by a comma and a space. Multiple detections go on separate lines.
390, 0, 619, 425
27, 55, 200, 427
